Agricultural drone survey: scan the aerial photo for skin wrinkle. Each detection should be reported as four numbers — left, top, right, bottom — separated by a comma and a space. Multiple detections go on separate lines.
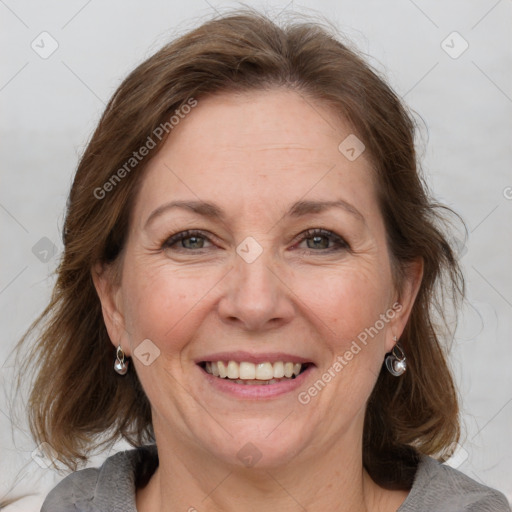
93, 88, 422, 512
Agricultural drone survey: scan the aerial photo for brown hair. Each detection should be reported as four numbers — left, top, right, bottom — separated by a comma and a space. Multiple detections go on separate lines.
17, 7, 464, 488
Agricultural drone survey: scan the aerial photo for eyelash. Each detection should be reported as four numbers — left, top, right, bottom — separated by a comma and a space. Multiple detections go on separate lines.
162, 228, 350, 254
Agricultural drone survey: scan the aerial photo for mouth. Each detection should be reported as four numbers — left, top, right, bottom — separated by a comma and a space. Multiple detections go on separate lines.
198, 360, 312, 385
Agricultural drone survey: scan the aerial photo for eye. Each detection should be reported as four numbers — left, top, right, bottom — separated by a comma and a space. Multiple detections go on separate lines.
294, 228, 350, 253
162, 230, 213, 251
161, 228, 350, 254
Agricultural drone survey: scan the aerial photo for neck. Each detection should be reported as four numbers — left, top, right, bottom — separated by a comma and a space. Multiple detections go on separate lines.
136, 427, 400, 512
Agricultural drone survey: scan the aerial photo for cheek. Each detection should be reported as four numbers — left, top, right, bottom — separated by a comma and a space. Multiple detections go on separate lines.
294, 266, 394, 410
121, 260, 224, 352
299, 268, 393, 403
293, 263, 392, 340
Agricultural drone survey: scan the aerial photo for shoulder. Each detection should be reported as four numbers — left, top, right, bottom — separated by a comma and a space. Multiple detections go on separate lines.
40, 444, 158, 512
399, 454, 511, 512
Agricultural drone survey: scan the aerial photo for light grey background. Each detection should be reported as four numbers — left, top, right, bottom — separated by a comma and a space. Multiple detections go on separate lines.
1, 0, 511, 509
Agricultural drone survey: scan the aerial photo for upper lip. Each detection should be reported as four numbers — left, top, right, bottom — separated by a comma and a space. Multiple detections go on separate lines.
195, 351, 314, 365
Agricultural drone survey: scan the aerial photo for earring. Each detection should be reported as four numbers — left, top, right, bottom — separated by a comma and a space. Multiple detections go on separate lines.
114, 345, 129, 375
385, 336, 407, 377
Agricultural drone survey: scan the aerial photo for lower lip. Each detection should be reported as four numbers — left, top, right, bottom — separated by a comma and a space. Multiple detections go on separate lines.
198, 365, 315, 399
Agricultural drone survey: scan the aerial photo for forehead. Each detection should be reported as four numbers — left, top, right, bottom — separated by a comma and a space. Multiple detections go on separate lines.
131, 88, 377, 226
160, 88, 361, 165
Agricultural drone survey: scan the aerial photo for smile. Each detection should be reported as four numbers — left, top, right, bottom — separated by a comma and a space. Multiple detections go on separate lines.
200, 360, 310, 385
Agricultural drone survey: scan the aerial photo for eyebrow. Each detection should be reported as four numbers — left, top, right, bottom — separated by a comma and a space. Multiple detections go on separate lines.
144, 198, 365, 229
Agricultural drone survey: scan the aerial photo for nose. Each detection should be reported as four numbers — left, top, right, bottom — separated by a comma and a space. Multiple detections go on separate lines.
217, 243, 295, 332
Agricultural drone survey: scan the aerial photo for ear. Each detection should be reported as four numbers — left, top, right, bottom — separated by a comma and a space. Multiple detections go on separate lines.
92, 261, 130, 355
385, 257, 424, 352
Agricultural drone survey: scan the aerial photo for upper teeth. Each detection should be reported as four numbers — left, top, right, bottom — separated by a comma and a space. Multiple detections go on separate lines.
205, 361, 303, 380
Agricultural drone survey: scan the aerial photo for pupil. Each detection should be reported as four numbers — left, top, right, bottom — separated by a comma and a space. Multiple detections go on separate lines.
185, 236, 203, 249
309, 235, 327, 249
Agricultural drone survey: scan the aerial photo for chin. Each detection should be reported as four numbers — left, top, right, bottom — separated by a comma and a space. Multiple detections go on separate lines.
199, 422, 310, 470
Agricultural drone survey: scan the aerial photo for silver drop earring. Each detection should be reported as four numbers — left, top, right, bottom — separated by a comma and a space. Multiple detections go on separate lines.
114, 345, 129, 375
385, 336, 407, 377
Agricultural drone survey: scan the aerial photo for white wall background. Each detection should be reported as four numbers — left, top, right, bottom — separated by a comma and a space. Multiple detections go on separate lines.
1, 0, 511, 509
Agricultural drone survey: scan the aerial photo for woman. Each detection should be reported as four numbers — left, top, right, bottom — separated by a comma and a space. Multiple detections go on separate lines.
18, 8, 510, 512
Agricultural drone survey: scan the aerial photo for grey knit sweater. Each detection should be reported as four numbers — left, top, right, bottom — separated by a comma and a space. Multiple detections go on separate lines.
41, 445, 510, 511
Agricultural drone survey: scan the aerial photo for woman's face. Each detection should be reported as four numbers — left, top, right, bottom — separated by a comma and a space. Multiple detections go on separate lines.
97, 88, 419, 468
